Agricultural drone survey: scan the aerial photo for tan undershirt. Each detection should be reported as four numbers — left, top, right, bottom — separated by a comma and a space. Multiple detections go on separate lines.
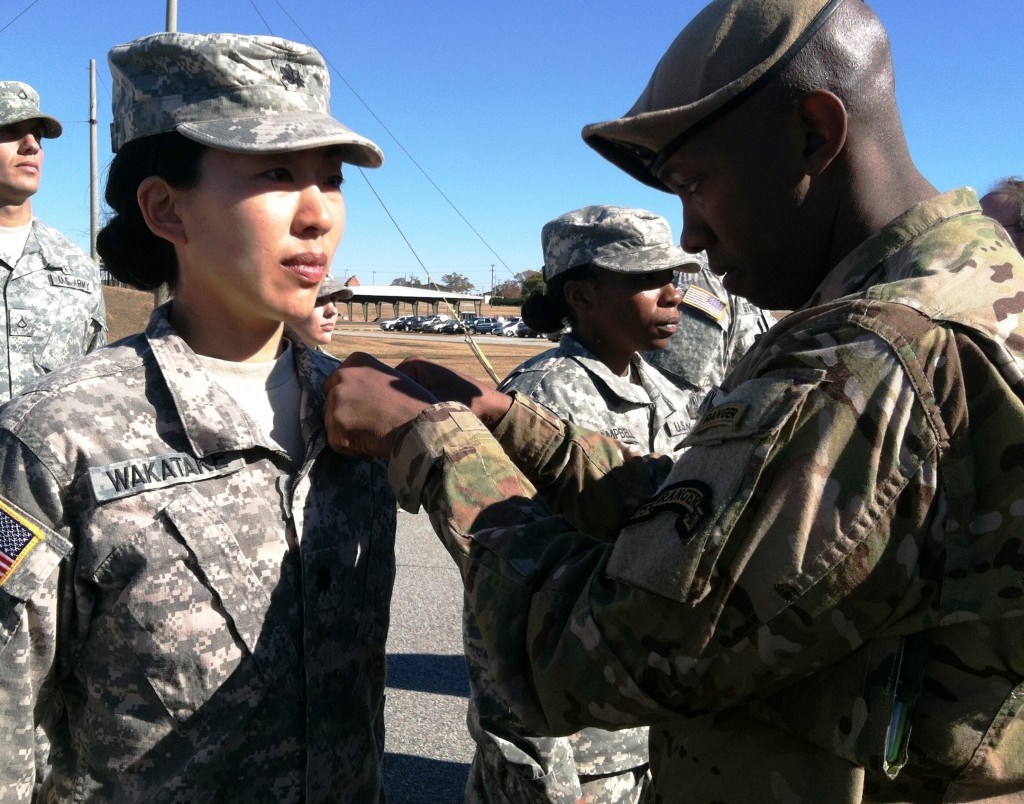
198, 340, 304, 464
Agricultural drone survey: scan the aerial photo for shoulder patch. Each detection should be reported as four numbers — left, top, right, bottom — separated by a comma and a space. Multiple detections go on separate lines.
628, 480, 713, 545
692, 402, 748, 435
0, 498, 45, 587
681, 285, 728, 322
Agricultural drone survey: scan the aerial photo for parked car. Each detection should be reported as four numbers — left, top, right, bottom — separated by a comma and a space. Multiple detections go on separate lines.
422, 315, 453, 333
379, 314, 413, 331
493, 317, 521, 337
411, 314, 449, 332
439, 318, 468, 334
515, 320, 545, 338
469, 316, 500, 334
393, 315, 427, 331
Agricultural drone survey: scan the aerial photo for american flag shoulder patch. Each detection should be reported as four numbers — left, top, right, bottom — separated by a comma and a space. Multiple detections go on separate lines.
0, 497, 45, 587
681, 285, 728, 321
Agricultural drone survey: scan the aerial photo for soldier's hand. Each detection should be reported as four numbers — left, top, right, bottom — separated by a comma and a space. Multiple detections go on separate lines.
323, 352, 438, 459
396, 357, 512, 427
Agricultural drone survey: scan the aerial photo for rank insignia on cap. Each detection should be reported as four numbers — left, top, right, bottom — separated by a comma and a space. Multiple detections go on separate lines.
681, 285, 728, 322
279, 63, 305, 89
0, 498, 44, 587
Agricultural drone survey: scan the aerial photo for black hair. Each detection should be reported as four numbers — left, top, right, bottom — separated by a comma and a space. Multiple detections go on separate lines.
520, 264, 597, 334
96, 132, 207, 291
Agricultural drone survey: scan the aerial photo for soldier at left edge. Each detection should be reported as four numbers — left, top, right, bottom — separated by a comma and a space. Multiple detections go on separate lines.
0, 80, 106, 403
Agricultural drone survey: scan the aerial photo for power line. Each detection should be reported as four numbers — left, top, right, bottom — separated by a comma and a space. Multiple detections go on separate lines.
265, 0, 514, 281
0, 0, 42, 35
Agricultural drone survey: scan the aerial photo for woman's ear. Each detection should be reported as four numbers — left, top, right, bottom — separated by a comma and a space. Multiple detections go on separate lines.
563, 278, 597, 315
137, 176, 187, 245
797, 90, 848, 177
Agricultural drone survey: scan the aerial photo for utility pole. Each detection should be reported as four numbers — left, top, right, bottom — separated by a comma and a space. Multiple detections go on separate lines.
153, 0, 178, 306
490, 264, 495, 294
88, 60, 99, 263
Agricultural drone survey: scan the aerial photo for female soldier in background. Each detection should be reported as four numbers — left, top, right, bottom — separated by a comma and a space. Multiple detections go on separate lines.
466, 206, 700, 804
292, 275, 352, 350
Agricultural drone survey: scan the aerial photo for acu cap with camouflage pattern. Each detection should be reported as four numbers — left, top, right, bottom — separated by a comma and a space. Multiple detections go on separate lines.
315, 275, 353, 304
541, 205, 703, 283
0, 81, 62, 138
107, 32, 383, 167
582, 0, 849, 192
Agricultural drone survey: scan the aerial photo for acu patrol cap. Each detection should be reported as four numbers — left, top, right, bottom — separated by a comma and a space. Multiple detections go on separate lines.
541, 205, 703, 283
315, 275, 353, 304
582, 0, 848, 191
107, 32, 383, 167
0, 81, 62, 138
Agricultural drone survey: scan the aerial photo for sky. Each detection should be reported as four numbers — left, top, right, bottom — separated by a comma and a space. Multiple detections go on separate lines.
2, 0, 1021, 294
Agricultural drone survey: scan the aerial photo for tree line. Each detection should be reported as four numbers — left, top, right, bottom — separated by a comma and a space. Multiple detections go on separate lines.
390, 271, 544, 299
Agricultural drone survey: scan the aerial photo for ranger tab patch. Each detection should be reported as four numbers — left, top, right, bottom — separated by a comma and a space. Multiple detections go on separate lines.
628, 480, 713, 545
0, 498, 44, 587
692, 402, 748, 435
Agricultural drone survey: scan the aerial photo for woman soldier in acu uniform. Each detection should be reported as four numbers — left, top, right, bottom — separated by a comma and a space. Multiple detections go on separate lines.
0, 33, 396, 802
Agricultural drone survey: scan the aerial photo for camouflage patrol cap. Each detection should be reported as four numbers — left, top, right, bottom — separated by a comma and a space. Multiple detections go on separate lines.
0, 81, 62, 138
541, 205, 702, 283
107, 32, 383, 167
315, 275, 353, 304
582, 0, 847, 191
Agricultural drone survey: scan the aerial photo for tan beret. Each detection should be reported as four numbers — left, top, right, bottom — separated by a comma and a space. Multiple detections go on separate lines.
582, 0, 848, 191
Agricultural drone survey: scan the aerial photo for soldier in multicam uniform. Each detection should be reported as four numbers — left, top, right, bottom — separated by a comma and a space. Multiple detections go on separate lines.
0, 33, 397, 802
322, 0, 1024, 801
980, 177, 1024, 255
469, 206, 700, 804
0, 81, 106, 402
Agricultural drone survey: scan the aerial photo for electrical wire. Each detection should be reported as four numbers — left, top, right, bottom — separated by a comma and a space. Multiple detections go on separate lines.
0, 0, 42, 35
252, 0, 507, 383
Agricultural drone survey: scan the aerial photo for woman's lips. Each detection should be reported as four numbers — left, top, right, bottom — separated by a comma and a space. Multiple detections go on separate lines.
282, 253, 328, 284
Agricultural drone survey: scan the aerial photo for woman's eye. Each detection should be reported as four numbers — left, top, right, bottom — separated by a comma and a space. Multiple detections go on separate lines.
264, 167, 293, 182
325, 173, 345, 189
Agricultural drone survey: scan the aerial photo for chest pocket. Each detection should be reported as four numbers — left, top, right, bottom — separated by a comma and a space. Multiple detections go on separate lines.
607, 372, 825, 605
92, 485, 298, 727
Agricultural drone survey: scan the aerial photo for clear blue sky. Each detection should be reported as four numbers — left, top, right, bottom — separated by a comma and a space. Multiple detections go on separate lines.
2, 1, 1021, 293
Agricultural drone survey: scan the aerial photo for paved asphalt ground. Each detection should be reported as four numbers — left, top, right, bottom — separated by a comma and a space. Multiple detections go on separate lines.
383, 507, 475, 802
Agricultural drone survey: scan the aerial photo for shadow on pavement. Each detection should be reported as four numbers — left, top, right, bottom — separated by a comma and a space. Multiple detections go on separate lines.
384, 753, 470, 802
388, 653, 469, 698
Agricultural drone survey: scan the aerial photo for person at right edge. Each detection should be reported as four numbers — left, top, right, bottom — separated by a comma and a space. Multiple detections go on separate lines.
320, 0, 1024, 801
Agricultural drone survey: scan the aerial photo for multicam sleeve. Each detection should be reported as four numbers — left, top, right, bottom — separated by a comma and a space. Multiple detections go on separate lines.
0, 434, 72, 800
389, 396, 671, 543
394, 322, 941, 741
490, 394, 673, 540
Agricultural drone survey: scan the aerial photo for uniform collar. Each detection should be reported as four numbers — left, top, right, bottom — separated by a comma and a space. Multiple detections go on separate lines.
558, 334, 659, 406
145, 303, 328, 460
803, 188, 982, 309
23, 219, 73, 272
